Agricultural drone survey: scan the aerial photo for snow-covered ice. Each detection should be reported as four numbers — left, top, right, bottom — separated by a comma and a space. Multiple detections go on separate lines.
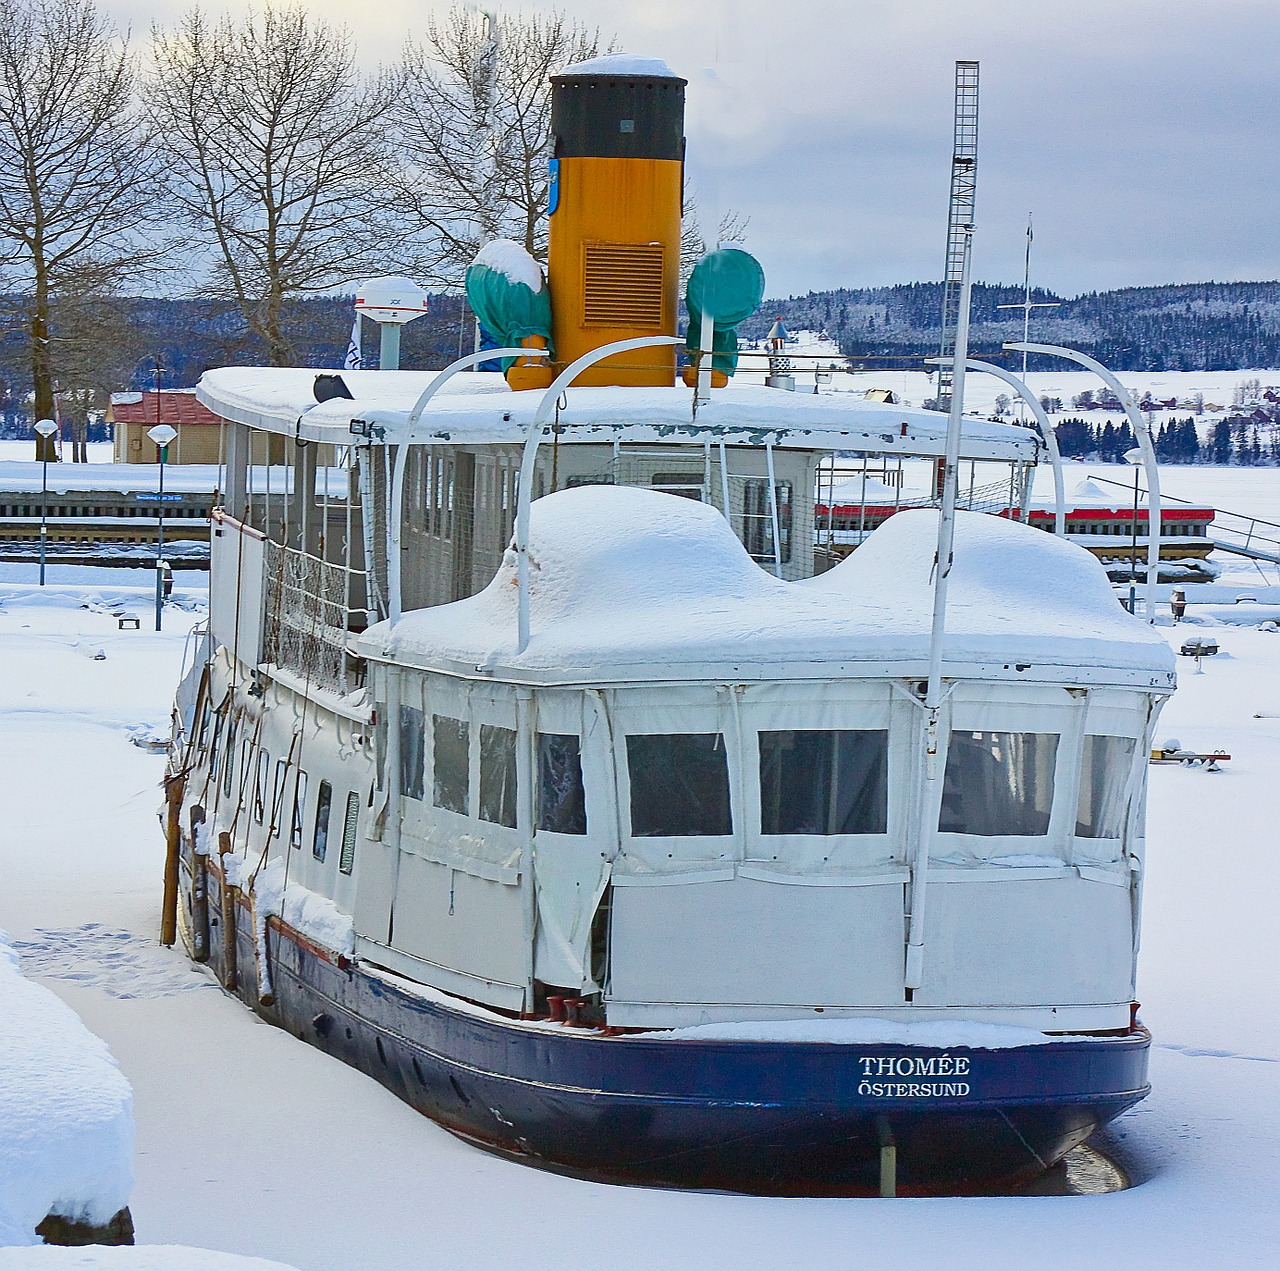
0, 1249, 299, 1270
0, 929, 133, 1245
0, 474, 1277, 1266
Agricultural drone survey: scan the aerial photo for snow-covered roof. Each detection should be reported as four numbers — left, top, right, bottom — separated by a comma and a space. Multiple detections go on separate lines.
196, 367, 1042, 461
556, 53, 681, 79
108, 389, 220, 427
358, 487, 1175, 688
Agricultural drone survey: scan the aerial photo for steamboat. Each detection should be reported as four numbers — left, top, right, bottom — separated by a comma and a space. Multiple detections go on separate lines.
164, 53, 1174, 1195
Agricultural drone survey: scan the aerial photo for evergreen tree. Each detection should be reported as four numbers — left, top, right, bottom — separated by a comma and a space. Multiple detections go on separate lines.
1211, 419, 1232, 465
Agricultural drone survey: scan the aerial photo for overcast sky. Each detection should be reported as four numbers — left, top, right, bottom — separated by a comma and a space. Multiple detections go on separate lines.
115, 0, 1280, 299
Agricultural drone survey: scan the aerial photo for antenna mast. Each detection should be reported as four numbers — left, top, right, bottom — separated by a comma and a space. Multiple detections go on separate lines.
935, 61, 979, 412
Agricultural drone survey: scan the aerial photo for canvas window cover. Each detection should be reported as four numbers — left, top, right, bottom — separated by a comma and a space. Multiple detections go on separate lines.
433, 715, 470, 815
479, 725, 517, 828
538, 733, 587, 835
940, 731, 1059, 837
399, 705, 425, 801
626, 733, 732, 838
759, 729, 888, 836
1076, 735, 1136, 839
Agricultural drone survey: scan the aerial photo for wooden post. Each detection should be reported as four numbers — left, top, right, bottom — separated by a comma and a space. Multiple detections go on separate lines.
159, 774, 185, 946
217, 832, 238, 992
878, 1119, 897, 1198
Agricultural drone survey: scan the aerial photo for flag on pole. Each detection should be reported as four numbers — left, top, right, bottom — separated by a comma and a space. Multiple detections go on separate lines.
344, 316, 362, 370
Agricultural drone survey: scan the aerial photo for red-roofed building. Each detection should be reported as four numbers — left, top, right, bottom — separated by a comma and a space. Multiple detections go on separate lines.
109, 389, 223, 464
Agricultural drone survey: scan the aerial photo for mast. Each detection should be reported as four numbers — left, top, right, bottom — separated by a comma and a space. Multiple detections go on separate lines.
934, 61, 979, 413
995, 214, 1059, 420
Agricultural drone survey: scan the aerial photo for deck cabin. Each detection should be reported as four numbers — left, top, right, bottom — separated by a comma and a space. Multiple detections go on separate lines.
183, 366, 1173, 1032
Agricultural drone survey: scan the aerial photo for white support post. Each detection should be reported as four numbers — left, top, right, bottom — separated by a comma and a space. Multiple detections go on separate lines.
698, 309, 715, 404
384, 346, 548, 630
1007, 342, 1161, 621
907, 224, 974, 993
765, 442, 783, 578
515, 336, 684, 654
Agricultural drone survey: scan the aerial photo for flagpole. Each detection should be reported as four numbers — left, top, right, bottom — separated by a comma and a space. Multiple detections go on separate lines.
995, 213, 1058, 421
345, 314, 363, 371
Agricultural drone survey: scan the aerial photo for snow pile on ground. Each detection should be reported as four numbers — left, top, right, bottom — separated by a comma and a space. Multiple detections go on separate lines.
0, 1248, 299, 1269
222, 857, 354, 959
0, 930, 133, 1246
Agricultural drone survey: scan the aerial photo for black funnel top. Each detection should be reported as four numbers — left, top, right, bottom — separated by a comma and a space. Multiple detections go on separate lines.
551, 57, 686, 161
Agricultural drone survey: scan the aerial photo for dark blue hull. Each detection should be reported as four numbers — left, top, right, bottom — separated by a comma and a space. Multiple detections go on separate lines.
188, 864, 1150, 1195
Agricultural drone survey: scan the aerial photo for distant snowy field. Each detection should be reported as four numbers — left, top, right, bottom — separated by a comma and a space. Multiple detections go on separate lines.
0, 472, 1277, 1265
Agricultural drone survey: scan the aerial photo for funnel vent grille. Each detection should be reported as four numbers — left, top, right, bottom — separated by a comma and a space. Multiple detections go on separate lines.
582, 241, 665, 327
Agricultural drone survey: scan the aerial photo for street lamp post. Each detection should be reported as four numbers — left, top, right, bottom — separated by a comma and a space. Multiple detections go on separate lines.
148, 423, 178, 630
34, 419, 57, 585
1124, 447, 1143, 614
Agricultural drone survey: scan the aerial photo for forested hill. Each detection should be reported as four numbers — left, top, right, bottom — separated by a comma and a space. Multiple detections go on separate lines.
4, 280, 1280, 432
738, 281, 1280, 372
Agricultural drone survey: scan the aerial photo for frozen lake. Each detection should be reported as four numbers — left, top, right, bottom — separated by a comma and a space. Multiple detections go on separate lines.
0, 464, 1277, 1267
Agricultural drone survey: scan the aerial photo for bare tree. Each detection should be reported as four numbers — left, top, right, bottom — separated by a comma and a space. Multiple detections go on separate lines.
0, 0, 167, 459
679, 185, 750, 289
394, 7, 607, 287
148, 5, 402, 365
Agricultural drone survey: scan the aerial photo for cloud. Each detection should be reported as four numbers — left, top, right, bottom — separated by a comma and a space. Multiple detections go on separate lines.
109, 0, 1280, 295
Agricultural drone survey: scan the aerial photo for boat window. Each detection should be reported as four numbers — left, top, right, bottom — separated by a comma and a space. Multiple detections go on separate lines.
479, 725, 517, 828
1076, 735, 1135, 838
253, 751, 269, 824
940, 731, 1058, 837
313, 779, 333, 862
271, 758, 289, 830
759, 729, 888, 835
626, 734, 732, 837
290, 771, 309, 850
650, 471, 705, 501
339, 791, 359, 874
433, 715, 470, 815
399, 705, 425, 801
222, 716, 239, 798
742, 479, 793, 565
207, 710, 224, 780
537, 733, 587, 835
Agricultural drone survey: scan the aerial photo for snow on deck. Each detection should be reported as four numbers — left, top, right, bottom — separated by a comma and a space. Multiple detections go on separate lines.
364, 486, 1174, 682
0, 930, 133, 1245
